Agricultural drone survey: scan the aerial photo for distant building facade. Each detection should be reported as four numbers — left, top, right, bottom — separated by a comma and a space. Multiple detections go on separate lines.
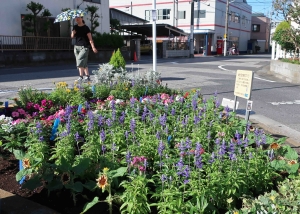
0, 0, 110, 37
250, 13, 271, 52
110, 0, 252, 54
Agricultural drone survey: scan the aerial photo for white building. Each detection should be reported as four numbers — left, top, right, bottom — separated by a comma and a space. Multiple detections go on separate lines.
0, 0, 110, 37
110, 0, 252, 54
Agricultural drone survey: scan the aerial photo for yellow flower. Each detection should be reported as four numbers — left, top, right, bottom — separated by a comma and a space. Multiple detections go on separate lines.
269, 195, 276, 202
22, 158, 30, 169
270, 142, 280, 150
288, 160, 297, 165
96, 175, 108, 190
74, 87, 79, 92
103, 167, 109, 173
233, 211, 238, 214
125, 88, 128, 91
66, 89, 71, 93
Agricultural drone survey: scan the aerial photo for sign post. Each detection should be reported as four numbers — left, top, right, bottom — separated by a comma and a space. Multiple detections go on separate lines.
233, 70, 254, 123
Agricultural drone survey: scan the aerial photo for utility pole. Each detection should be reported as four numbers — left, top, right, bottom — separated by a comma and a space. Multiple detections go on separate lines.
152, 0, 157, 71
224, 0, 230, 56
190, 0, 195, 58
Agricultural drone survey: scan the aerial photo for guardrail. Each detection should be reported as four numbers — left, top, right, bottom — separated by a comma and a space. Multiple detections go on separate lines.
0, 35, 73, 51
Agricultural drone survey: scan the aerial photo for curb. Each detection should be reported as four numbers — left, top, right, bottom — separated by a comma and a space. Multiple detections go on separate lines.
0, 189, 59, 214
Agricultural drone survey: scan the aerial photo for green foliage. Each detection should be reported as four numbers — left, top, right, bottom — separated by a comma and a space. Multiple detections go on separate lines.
120, 175, 153, 214
236, 176, 300, 213
23, 1, 51, 36
85, 5, 100, 35
17, 86, 49, 107
93, 84, 111, 100
109, 48, 126, 69
281, 58, 300, 65
110, 19, 121, 34
93, 32, 124, 49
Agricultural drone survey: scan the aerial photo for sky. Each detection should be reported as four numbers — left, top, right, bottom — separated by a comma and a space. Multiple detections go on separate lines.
247, 0, 273, 16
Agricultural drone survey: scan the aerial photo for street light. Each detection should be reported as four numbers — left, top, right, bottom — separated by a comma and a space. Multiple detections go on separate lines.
224, 0, 235, 56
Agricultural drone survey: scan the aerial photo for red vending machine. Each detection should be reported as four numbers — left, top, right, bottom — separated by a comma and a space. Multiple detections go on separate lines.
217, 40, 223, 55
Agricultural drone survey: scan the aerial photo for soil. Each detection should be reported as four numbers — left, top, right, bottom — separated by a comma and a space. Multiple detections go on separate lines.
0, 149, 120, 214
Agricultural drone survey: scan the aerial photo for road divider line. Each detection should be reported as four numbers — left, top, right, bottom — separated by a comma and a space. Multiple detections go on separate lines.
218, 65, 276, 82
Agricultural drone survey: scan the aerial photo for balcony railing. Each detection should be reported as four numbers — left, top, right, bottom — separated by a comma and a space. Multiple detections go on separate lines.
0, 35, 73, 51
167, 41, 189, 50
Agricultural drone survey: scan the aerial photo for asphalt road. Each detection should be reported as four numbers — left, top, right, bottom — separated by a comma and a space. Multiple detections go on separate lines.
1, 54, 300, 140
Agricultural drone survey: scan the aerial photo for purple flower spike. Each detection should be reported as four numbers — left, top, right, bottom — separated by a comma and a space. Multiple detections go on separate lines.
158, 140, 165, 156
100, 129, 106, 142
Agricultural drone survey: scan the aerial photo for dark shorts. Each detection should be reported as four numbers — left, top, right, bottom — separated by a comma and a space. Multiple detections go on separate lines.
74, 45, 89, 68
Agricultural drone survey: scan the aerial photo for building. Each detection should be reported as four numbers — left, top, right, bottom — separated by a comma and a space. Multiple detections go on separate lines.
109, 0, 252, 54
250, 13, 271, 53
0, 0, 110, 37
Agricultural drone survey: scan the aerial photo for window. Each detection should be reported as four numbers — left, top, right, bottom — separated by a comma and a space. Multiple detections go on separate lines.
84, 0, 101, 3
157, 9, 171, 20
194, 10, 206, 18
252, 24, 260, 32
178, 11, 186, 19
145, 10, 151, 21
234, 13, 240, 23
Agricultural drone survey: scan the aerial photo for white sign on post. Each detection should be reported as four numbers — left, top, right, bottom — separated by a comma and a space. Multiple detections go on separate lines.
152, 10, 157, 21
246, 100, 253, 111
234, 70, 254, 100
221, 98, 239, 110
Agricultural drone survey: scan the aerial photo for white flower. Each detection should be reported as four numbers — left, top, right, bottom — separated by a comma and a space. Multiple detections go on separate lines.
1, 124, 13, 133
115, 99, 124, 104
175, 95, 182, 101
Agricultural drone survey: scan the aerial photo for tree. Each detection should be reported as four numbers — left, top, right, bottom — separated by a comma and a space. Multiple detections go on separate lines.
273, 1, 300, 60
110, 19, 121, 35
109, 48, 126, 69
24, 1, 52, 37
85, 5, 100, 35
272, 21, 294, 53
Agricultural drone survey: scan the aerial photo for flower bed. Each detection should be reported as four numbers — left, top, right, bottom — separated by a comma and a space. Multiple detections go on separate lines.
0, 64, 299, 214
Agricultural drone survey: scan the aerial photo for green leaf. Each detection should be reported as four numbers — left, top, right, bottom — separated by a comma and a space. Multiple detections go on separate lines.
112, 167, 127, 178
22, 176, 42, 190
65, 181, 83, 192
16, 169, 28, 181
284, 146, 298, 160
59, 156, 72, 172
83, 180, 96, 191
270, 160, 286, 171
47, 179, 63, 191
81, 197, 99, 214
72, 158, 90, 176
13, 149, 25, 160
287, 163, 299, 174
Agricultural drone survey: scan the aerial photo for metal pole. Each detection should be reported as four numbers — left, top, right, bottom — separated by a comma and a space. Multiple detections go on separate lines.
190, 0, 194, 58
233, 96, 237, 112
173, 0, 175, 27
131, 1, 132, 15
152, 0, 157, 71
205, 33, 208, 56
224, 0, 229, 56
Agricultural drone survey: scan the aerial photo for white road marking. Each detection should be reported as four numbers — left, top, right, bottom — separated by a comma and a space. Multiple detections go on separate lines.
269, 100, 300, 105
171, 62, 178, 64
218, 65, 276, 82
0, 88, 53, 94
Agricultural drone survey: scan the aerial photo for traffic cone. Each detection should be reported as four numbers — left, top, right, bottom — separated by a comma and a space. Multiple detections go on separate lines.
133, 51, 138, 62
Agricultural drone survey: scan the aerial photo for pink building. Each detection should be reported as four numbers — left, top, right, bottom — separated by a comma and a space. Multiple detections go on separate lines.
250, 13, 271, 53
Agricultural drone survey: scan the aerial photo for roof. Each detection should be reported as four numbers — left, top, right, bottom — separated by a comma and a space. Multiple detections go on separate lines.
110, 8, 149, 25
120, 24, 189, 37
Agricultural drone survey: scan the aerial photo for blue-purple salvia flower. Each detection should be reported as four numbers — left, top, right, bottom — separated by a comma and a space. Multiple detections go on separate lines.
36, 122, 43, 134
98, 115, 105, 127
100, 129, 106, 142
141, 106, 148, 121
125, 130, 129, 140
87, 111, 94, 131
112, 143, 116, 151
182, 115, 188, 127
126, 151, 131, 164
209, 152, 216, 164
161, 174, 168, 182
191, 98, 198, 111
171, 108, 176, 116
218, 140, 226, 157
130, 97, 135, 107
74, 132, 81, 141
159, 113, 167, 127
156, 131, 161, 140
119, 111, 125, 124
130, 118, 136, 134
158, 140, 165, 156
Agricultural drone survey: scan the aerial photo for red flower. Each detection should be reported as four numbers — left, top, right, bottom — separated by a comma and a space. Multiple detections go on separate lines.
81, 108, 87, 114
183, 92, 189, 98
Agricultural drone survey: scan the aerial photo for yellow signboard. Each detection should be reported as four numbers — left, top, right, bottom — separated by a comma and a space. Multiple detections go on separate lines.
223, 34, 227, 38
234, 70, 253, 99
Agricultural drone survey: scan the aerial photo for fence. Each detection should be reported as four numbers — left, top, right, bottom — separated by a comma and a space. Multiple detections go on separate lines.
166, 41, 189, 50
0, 35, 73, 51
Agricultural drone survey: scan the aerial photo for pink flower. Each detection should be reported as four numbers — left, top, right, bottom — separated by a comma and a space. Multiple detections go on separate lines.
39, 107, 45, 112
12, 119, 28, 125
26, 102, 34, 110
47, 100, 53, 108
11, 111, 20, 118
47, 115, 55, 121
55, 109, 65, 118
41, 99, 47, 107
160, 93, 169, 100
33, 104, 40, 110
139, 166, 146, 172
106, 95, 114, 101
17, 108, 26, 115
